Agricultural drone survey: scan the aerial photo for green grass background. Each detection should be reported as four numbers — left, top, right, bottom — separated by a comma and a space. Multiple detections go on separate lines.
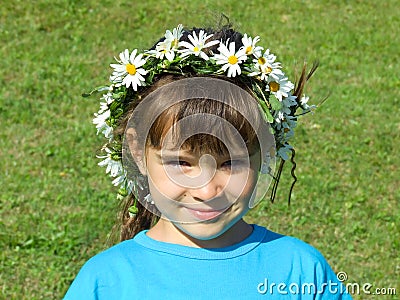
1, 0, 398, 299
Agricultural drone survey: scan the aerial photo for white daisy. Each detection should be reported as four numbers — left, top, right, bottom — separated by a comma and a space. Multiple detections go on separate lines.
97, 147, 123, 177
148, 24, 184, 61
266, 74, 294, 101
101, 87, 114, 106
112, 172, 134, 193
300, 94, 309, 106
300, 94, 316, 111
110, 49, 147, 90
249, 49, 283, 80
126, 179, 134, 194
101, 93, 113, 106
275, 111, 285, 123
112, 173, 126, 187
93, 109, 113, 140
164, 24, 184, 47
179, 30, 219, 60
98, 122, 113, 140
259, 49, 277, 64
147, 40, 175, 61
98, 100, 110, 114
214, 41, 247, 77
241, 34, 263, 57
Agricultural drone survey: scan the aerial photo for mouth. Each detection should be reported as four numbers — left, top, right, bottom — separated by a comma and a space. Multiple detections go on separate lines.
184, 206, 229, 221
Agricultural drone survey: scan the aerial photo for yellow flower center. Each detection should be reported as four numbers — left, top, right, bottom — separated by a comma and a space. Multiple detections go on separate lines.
264, 66, 272, 74
258, 57, 266, 65
228, 55, 238, 65
193, 46, 200, 52
126, 64, 137, 75
172, 38, 179, 48
269, 81, 280, 92
245, 46, 252, 54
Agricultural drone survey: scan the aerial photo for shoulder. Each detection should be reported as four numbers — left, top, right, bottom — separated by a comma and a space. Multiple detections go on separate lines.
83, 238, 137, 267
77, 235, 152, 283
253, 225, 335, 279
256, 225, 327, 262
63, 238, 142, 299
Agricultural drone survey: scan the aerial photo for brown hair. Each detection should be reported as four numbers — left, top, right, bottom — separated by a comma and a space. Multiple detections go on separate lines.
114, 75, 267, 242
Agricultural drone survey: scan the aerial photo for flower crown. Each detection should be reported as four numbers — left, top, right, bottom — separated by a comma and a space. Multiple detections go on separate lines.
86, 24, 315, 202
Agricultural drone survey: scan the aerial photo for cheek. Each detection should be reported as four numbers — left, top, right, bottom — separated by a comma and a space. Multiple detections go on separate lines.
224, 168, 257, 199
147, 172, 188, 221
147, 166, 185, 201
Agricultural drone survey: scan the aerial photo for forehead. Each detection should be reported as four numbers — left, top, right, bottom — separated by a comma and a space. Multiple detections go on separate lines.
126, 76, 273, 158
132, 77, 263, 133
153, 147, 251, 159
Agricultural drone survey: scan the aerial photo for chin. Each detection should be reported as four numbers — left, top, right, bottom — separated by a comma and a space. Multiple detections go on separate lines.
173, 211, 246, 241
176, 224, 230, 241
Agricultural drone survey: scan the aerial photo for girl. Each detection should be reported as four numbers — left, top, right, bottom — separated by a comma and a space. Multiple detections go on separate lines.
64, 24, 352, 299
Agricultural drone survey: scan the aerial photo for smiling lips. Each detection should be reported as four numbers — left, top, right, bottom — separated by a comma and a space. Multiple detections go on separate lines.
184, 206, 228, 221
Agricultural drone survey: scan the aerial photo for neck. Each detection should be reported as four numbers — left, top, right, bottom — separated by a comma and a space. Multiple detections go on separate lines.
146, 218, 253, 248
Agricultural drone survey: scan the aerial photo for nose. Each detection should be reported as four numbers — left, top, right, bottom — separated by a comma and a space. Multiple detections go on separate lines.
188, 173, 224, 201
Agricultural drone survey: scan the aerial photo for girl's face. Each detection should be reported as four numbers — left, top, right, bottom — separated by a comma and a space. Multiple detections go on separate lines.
145, 142, 260, 241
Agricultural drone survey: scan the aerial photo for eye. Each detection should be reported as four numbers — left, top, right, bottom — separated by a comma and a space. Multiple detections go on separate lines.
221, 160, 247, 171
164, 160, 191, 168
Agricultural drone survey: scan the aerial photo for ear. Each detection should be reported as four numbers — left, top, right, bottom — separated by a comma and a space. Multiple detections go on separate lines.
125, 127, 147, 176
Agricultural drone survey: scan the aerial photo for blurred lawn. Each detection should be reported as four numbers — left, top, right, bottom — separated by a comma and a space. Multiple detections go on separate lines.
0, 0, 399, 299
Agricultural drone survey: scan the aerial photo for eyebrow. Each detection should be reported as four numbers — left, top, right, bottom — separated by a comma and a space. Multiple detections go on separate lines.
155, 151, 196, 160
155, 150, 251, 161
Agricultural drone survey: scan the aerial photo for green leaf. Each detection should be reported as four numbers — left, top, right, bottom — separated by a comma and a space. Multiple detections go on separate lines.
113, 107, 124, 119
109, 100, 121, 112
128, 205, 138, 214
258, 102, 274, 123
112, 91, 126, 101
82, 86, 109, 97
270, 97, 282, 111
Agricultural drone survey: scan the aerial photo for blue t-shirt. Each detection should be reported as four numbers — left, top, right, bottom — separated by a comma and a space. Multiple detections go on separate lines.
64, 225, 352, 299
